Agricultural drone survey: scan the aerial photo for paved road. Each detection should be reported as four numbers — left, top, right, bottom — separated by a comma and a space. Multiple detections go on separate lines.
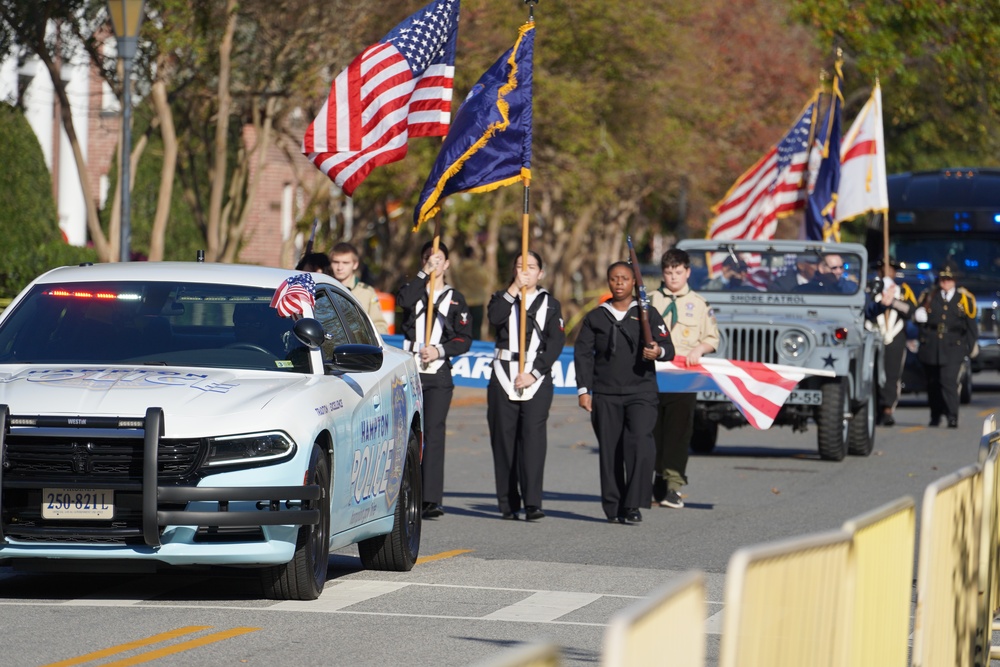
0, 376, 997, 667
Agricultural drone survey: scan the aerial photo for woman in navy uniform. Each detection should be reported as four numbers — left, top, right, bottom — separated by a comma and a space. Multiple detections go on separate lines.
574, 262, 674, 524
396, 241, 473, 518
487, 251, 565, 521
914, 260, 978, 428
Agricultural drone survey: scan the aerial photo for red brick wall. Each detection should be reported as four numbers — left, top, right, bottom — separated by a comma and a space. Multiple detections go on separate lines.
86, 35, 118, 211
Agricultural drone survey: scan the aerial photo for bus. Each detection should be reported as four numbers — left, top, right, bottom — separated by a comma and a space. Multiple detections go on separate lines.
867, 167, 1000, 382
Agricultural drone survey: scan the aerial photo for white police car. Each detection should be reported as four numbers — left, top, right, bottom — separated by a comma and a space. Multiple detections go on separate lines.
0, 262, 423, 600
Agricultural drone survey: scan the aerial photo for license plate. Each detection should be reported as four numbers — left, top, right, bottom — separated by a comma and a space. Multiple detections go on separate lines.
696, 389, 823, 405
42, 488, 114, 519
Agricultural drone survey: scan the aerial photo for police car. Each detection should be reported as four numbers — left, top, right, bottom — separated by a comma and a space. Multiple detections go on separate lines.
0, 262, 423, 600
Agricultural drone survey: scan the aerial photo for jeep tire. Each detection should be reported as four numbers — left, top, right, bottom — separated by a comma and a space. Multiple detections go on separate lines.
847, 388, 875, 456
817, 380, 849, 461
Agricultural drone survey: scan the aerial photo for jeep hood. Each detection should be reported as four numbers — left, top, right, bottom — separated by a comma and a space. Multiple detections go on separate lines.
0, 365, 309, 419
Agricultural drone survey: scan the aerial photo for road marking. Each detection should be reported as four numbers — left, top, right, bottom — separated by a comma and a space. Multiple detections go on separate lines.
704, 609, 725, 634
416, 548, 474, 564
39, 626, 212, 667
98, 627, 260, 667
901, 426, 924, 434
271, 579, 408, 612
482, 591, 603, 622
61, 577, 210, 606
978, 407, 996, 418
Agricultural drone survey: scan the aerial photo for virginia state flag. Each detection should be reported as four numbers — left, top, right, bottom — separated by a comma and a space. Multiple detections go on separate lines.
413, 21, 534, 230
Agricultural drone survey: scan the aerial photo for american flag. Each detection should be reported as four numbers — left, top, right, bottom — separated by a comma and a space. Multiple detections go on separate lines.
270, 273, 316, 318
301, 0, 460, 196
657, 356, 834, 430
706, 101, 816, 271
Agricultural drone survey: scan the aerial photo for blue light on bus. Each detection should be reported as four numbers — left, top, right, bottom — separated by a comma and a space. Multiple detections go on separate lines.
993, 212, 1000, 224
896, 212, 915, 224
954, 222, 972, 232
916, 262, 932, 270
966, 259, 980, 269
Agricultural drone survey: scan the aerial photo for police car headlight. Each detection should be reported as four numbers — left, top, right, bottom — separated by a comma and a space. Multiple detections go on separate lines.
778, 330, 810, 360
206, 431, 295, 467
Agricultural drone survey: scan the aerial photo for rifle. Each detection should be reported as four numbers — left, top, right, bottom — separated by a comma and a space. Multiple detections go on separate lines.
301, 218, 319, 262
626, 235, 654, 348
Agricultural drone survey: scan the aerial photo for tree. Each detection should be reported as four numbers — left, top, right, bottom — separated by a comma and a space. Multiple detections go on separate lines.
792, 0, 1000, 171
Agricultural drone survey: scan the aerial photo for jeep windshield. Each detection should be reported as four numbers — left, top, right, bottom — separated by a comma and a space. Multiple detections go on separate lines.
692, 250, 864, 296
0, 281, 311, 372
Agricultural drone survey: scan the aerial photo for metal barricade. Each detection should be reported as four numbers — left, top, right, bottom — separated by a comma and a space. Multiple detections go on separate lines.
977, 414, 1000, 663
602, 571, 705, 667
912, 463, 983, 667
842, 496, 916, 667
718, 529, 853, 667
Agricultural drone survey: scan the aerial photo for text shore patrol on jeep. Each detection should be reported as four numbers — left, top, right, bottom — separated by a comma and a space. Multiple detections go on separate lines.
676, 240, 881, 461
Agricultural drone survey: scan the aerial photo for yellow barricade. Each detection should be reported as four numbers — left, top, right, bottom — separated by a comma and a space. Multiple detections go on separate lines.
718, 529, 853, 667
472, 643, 561, 667
602, 571, 705, 667
842, 497, 916, 667
977, 415, 1000, 661
912, 463, 983, 667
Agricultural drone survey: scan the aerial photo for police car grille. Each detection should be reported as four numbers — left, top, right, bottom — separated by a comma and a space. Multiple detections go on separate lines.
721, 326, 779, 364
3, 437, 204, 481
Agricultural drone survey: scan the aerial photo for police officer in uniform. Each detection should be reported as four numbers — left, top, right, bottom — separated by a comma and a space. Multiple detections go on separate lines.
649, 248, 719, 509
914, 260, 978, 428
487, 251, 565, 521
397, 241, 474, 517
868, 258, 917, 426
574, 262, 674, 524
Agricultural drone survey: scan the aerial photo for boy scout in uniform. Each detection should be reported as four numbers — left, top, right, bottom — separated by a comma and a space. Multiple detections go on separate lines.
649, 248, 719, 508
329, 243, 390, 335
914, 259, 978, 428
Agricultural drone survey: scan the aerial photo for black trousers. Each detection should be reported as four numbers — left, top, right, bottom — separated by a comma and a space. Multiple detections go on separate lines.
923, 358, 963, 423
421, 369, 453, 505
591, 392, 657, 519
654, 392, 696, 489
486, 377, 553, 514
879, 335, 907, 412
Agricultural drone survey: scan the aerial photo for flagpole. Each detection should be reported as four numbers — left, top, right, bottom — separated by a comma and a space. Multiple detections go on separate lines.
516, 0, 538, 392
424, 218, 443, 370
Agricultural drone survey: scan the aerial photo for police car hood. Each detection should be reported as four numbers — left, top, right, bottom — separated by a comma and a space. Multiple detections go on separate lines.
0, 365, 309, 421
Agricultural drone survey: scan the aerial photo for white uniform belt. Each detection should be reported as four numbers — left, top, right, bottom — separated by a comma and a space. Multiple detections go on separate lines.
494, 349, 538, 362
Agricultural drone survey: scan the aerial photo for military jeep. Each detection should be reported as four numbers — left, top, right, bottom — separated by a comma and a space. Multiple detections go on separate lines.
676, 239, 882, 461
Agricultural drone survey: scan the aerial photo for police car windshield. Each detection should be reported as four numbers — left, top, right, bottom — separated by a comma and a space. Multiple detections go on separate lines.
696, 251, 863, 296
0, 281, 311, 372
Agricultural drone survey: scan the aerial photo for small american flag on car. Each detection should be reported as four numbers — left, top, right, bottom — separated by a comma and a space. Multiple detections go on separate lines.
270, 273, 316, 318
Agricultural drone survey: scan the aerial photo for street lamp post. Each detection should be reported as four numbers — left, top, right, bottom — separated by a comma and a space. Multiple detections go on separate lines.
108, 0, 145, 263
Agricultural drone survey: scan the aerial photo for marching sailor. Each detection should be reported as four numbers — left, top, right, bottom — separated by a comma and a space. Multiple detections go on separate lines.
396, 241, 473, 518
486, 251, 565, 521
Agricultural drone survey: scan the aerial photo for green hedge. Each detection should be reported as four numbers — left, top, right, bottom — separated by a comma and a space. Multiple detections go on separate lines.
0, 103, 98, 298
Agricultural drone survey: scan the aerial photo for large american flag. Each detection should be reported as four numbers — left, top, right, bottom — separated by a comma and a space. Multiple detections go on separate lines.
706, 101, 816, 271
657, 356, 834, 430
302, 0, 460, 196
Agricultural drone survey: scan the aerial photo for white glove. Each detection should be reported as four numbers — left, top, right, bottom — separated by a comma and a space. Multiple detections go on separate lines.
914, 306, 928, 323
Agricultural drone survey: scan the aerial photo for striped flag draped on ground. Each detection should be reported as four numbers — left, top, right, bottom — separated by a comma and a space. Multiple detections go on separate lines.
302, 0, 460, 196
706, 101, 817, 268
657, 356, 833, 430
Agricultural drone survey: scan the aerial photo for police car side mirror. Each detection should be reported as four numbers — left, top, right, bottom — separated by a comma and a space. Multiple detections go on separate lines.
327, 344, 384, 374
292, 318, 326, 349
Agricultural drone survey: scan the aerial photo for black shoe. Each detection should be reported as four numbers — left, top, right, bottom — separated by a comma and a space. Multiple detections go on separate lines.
928, 416, 941, 427
501, 511, 520, 520
652, 475, 667, 503
624, 508, 642, 523
607, 516, 624, 524
422, 502, 444, 519
660, 490, 685, 509
525, 506, 545, 521
948, 418, 959, 428
882, 414, 895, 427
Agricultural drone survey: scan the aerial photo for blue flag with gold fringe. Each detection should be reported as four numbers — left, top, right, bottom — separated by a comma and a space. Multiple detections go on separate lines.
414, 22, 534, 230
804, 64, 842, 241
